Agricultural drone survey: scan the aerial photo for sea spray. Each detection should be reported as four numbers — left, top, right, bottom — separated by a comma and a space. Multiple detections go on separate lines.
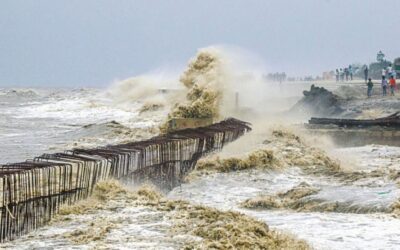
58, 121, 159, 150
107, 74, 181, 108
189, 127, 400, 188
139, 102, 164, 113
160, 49, 226, 133
107, 47, 288, 134
189, 128, 340, 178
182, 127, 400, 215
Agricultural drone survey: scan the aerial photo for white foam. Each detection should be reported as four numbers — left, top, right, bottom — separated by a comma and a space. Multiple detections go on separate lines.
168, 165, 400, 249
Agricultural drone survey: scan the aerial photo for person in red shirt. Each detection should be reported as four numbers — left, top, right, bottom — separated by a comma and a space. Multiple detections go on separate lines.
389, 76, 396, 96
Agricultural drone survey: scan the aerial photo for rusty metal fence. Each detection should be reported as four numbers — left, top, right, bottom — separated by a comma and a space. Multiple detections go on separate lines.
0, 118, 251, 242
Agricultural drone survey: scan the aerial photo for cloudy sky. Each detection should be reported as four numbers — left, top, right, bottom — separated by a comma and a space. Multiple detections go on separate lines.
1, 0, 400, 87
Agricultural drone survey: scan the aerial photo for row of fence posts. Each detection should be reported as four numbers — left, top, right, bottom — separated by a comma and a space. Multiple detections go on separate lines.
0, 118, 251, 242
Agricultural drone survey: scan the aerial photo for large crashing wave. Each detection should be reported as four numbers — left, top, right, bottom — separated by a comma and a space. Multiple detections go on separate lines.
166, 48, 226, 120
154, 47, 236, 133
108, 46, 273, 134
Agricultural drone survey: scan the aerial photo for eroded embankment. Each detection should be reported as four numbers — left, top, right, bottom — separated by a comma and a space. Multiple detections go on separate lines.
4, 180, 309, 249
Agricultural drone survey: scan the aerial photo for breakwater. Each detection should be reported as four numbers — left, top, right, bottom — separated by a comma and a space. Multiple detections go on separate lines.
0, 118, 251, 242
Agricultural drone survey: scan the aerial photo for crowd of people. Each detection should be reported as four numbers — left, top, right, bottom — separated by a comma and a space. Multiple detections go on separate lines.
367, 76, 398, 97
334, 63, 397, 98
365, 64, 397, 98
366, 74, 397, 98
381, 64, 397, 80
335, 65, 353, 82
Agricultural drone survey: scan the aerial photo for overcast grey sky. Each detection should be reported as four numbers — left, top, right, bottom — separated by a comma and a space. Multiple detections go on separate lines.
1, 0, 400, 87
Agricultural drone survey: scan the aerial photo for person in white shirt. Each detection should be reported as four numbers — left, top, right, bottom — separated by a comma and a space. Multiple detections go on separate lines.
382, 68, 386, 80
387, 65, 393, 78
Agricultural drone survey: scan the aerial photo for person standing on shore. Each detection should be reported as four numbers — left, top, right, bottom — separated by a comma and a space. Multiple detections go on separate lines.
335, 69, 339, 82
388, 64, 396, 78
345, 68, 349, 81
367, 78, 373, 97
381, 76, 388, 96
382, 68, 387, 80
389, 76, 396, 96
387, 64, 393, 78
349, 65, 353, 80
340, 68, 344, 81
364, 65, 368, 83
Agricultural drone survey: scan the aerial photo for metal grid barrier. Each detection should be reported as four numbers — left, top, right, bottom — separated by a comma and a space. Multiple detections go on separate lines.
0, 118, 251, 242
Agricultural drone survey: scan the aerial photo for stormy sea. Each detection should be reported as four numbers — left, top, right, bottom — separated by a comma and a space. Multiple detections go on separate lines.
1, 47, 400, 250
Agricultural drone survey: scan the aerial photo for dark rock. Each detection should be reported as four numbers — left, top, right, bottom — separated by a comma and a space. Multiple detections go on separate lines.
291, 84, 344, 117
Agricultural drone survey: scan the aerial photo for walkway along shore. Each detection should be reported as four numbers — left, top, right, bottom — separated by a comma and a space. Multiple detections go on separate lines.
0, 118, 251, 242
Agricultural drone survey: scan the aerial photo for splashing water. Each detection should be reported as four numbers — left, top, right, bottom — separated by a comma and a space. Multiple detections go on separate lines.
2, 46, 400, 250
